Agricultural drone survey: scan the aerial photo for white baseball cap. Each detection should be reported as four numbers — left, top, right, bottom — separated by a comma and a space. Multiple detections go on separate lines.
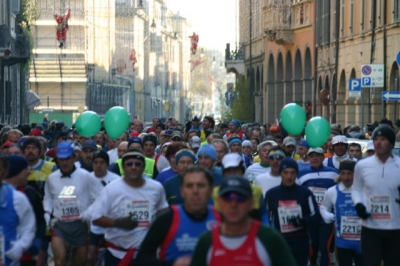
222, 153, 244, 169
366, 140, 374, 151
332, 135, 348, 145
190, 136, 201, 148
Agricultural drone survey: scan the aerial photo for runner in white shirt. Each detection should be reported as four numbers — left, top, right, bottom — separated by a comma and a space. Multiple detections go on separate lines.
320, 159, 362, 266
0, 155, 36, 266
43, 141, 103, 266
351, 125, 400, 265
90, 148, 168, 265
254, 147, 286, 196
323, 135, 357, 170
244, 141, 277, 183
87, 150, 119, 265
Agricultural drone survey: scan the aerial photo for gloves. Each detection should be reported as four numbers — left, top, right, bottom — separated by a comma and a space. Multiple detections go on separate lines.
114, 215, 138, 230
5, 241, 24, 261
288, 216, 305, 228
325, 212, 335, 223
44, 213, 51, 226
355, 203, 370, 219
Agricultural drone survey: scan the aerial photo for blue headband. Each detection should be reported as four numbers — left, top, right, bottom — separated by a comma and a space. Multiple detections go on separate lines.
229, 138, 242, 147
175, 150, 197, 164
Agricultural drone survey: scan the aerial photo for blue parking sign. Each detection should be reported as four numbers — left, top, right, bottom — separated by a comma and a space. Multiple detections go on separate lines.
361, 77, 371, 87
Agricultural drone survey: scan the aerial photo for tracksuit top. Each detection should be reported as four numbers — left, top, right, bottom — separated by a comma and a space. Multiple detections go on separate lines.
158, 205, 220, 261
0, 183, 18, 266
335, 185, 361, 253
298, 165, 338, 206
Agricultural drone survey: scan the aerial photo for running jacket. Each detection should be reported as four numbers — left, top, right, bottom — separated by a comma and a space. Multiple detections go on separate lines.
352, 154, 400, 230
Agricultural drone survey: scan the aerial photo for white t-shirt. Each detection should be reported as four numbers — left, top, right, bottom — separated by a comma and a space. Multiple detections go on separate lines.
43, 167, 103, 220
254, 171, 282, 196
89, 171, 120, 235
2, 183, 36, 252
244, 163, 270, 183
90, 178, 168, 258
107, 148, 119, 164
150, 154, 170, 173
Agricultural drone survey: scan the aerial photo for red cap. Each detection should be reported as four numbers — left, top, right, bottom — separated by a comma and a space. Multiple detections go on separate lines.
1, 141, 13, 149
269, 124, 281, 133
29, 129, 42, 136
45, 147, 57, 158
147, 127, 156, 133
129, 131, 139, 137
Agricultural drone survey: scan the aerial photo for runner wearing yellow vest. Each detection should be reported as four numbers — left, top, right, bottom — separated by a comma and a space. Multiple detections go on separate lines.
115, 157, 154, 178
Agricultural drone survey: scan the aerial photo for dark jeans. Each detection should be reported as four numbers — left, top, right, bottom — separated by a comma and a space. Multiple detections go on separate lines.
104, 249, 123, 265
336, 247, 363, 266
361, 227, 400, 266
309, 223, 334, 266
285, 235, 310, 266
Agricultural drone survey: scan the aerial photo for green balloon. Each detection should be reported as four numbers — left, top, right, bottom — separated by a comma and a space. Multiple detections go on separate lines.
75, 111, 101, 137
280, 103, 306, 136
305, 117, 331, 148
104, 106, 130, 139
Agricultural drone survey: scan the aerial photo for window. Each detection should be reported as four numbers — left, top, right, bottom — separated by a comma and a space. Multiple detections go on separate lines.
361, 0, 365, 32
350, 0, 354, 35
394, 0, 400, 22
341, 0, 345, 37
377, 0, 382, 26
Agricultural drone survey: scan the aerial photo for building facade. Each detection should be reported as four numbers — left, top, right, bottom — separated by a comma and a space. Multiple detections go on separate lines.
229, 0, 400, 127
30, 0, 192, 125
0, 0, 31, 125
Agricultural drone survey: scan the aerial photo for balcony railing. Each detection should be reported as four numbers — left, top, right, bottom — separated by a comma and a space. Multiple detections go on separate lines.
263, 2, 293, 44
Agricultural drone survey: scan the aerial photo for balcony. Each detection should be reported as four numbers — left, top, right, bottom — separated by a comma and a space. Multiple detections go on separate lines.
263, 3, 293, 44
225, 43, 245, 75
29, 56, 87, 83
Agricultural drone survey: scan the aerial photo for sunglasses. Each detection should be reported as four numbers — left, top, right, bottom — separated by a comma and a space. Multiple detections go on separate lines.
124, 161, 143, 167
268, 155, 284, 160
221, 192, 248, 203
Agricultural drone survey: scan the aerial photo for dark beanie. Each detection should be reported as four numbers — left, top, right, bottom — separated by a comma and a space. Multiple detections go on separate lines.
6, 155, 28, 178
128, 137, 143, 149
372, 125, 395, 145
93, 150, 110, 165
339, 159, 356, 172
279, 158, 299, 174
21, 137, 42, 153
143, 135, 157, 147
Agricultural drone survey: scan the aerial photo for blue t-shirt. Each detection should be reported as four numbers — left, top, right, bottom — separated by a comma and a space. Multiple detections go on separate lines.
156, 167, 177, 185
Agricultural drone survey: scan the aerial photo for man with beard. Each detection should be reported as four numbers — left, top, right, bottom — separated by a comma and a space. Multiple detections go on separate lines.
22, 137, 57, 264
78, 140, 97, 172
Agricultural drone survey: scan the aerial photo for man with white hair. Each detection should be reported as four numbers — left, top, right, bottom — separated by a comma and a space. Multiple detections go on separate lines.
323, 135, 357, 170
244, 141, 277, 183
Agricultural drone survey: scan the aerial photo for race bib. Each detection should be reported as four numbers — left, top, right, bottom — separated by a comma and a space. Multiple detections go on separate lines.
277, 200, 303, 233
0, 228, 4, 266
125, 200, 150, 227
340, 216, 361, 240
370, 196, 390, 221
309, 187, 326, 206
58, 197, 80, 221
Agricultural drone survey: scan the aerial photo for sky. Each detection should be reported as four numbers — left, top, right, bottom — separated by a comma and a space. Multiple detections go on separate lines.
167, 0, 238, 52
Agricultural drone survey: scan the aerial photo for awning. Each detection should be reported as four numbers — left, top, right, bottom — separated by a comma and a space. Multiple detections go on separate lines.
26, 90, 42, 109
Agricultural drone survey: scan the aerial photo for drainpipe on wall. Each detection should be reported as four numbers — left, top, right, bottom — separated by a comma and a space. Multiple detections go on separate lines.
334, 0, 340, 124
382, 0, 387, 119
369, 0, 377, 122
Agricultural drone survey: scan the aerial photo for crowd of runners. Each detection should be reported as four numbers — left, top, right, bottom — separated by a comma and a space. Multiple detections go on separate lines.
1, 115, 400, 266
